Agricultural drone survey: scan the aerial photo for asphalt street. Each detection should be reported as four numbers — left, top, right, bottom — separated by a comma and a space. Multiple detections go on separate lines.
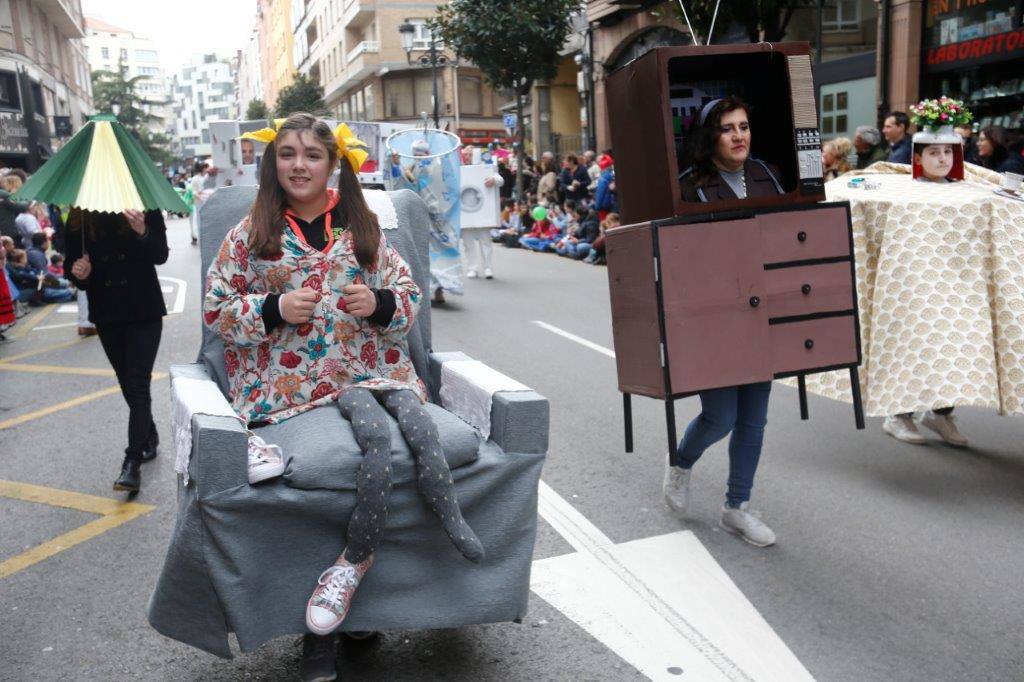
1, 215, 1022, 680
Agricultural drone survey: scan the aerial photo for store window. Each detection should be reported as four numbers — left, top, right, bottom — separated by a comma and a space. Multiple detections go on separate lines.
459, 75, 482, 115
921, 0, 1023, 132
0, 71, 18, 110
362, 84, 375, 119
823, 0, 860, 31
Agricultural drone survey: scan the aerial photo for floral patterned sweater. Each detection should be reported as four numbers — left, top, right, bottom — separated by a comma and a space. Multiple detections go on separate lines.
203, 194, 426, 425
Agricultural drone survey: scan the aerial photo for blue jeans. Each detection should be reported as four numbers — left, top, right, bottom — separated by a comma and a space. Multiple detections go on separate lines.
555, 241, 592, 259
676, 381, 772, 508
519, 236, 555, 252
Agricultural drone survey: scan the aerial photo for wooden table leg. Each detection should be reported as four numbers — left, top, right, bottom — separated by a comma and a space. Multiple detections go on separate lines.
798, 374, 809, 420
623, 392, 633, 454
850, 366, 865, 429
665, 398, 678, 465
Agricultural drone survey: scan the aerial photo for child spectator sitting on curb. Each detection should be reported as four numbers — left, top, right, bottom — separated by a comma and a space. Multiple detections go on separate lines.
27, 232, 49, 271
519, 214, 561, 252
5, 248, 76, 304
584, 212, 620, 265
496, 202, 534, 248
557, 208, 601, 260
48, 253, 65, 277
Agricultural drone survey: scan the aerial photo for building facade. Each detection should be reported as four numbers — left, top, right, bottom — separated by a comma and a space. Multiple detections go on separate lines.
171, 54, 235, 159
83, 16, 171, 137
291, 0, 505, 144
254, 0, 295, 111
0, 0, 92, 170
235, 25, 263, 119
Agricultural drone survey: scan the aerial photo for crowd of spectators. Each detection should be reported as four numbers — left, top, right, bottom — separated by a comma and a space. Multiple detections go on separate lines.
0, 169, 80, 340
491, 149, 619, 267
823, 113, 1024, 180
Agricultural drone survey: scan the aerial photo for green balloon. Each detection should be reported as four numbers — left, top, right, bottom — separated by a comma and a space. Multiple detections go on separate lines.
532, 205, 548, 221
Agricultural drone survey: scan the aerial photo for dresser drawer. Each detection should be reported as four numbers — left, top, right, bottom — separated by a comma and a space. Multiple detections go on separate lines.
770, 315, 859, 375
759, 206, 851, 265
765, 262, 854, 319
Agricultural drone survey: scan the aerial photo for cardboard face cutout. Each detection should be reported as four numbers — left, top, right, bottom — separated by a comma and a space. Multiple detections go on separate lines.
912, 129, 964, 182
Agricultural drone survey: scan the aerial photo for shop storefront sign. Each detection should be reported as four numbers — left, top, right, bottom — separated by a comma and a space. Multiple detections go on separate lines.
0, 111, 29, 154
924, 27, 1024, 70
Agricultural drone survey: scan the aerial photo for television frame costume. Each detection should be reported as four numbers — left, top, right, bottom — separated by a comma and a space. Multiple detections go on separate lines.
603, 43, 865, 454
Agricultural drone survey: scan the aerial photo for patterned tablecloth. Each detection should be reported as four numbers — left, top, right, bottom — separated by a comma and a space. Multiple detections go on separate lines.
797, 163, 1024, 417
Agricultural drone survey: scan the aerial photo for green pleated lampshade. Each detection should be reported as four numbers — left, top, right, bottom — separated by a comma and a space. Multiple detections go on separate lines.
12, 114, 189, 215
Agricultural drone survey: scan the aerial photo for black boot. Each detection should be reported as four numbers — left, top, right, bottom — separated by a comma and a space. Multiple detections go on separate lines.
113, 457, 141, 492
140, 427, 159, 462
299, 633, 337, 682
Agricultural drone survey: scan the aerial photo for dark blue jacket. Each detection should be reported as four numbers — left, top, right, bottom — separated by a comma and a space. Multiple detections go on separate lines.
594, 169, 617, 212
559, 165, 591, 202
887, 136, 912, 164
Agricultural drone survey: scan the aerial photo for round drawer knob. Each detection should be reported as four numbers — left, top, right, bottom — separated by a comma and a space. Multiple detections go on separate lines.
802, 284, 812, 295
804, 339, 814, 350
749, 296, 760, 308
797, 231, 808, 242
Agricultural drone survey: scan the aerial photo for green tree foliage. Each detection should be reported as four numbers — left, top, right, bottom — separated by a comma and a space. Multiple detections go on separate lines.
245, 98, 269, 120
672, 0, 815, 44
91, 61, 173, 167
431, 0, 578, 197
274, 73, 328, 118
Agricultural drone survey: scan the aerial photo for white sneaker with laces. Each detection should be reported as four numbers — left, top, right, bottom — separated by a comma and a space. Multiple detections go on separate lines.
466, 269, 478, 279
484, 268, 493, 279
662, 453, 691, 516
919, 411, 968, 447
883, 414, 926, 444
247, 434, 286, 484
721, 503, 776, 547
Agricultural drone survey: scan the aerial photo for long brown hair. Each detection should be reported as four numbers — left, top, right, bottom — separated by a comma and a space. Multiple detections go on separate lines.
248, 113, 380, 268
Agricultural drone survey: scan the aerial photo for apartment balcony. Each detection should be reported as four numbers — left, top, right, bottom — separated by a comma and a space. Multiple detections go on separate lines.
346, 40, 379, 64
342, 0, 375, 28
36, 0, 85, 38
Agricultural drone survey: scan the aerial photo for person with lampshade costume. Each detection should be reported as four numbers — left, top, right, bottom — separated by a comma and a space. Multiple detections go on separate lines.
14, 113, 189, 492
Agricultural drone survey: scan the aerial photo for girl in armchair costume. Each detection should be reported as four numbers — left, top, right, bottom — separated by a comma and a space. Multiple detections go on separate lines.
203, 113, 483, 680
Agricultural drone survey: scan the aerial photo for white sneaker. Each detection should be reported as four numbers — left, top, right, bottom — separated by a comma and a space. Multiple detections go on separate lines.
306, 552, 374, 635
466, 269, 478, 279
484, 268, 493, 279
721, 503, 776, 547
247, 434, 286, 484
919, 411, 968, 447
662, 453, 691, 516
883, 415, 926, 444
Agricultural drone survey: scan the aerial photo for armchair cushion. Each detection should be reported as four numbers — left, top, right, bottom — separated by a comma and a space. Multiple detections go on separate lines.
261, 401, 481, 492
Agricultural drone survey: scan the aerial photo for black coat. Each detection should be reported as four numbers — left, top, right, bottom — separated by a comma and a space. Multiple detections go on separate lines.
678, 158, 784, 203
65, 210, 169, 325
0, 190, 29, 242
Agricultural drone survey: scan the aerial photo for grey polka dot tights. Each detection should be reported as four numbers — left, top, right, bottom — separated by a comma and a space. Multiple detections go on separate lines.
336, 387, 484, 565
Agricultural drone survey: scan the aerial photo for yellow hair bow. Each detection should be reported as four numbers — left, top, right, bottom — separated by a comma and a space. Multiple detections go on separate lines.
239, 119, 369, 175
333, 122, 369, 175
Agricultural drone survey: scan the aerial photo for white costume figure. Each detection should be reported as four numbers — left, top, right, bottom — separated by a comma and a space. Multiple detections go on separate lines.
459, 164, 503, 279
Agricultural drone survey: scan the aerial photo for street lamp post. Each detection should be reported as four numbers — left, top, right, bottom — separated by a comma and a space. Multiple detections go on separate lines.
398, 21, 453, 129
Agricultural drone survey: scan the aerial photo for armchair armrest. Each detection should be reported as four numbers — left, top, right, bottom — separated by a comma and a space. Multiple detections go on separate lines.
429, 352, 549, 454
170, 363, 248, 496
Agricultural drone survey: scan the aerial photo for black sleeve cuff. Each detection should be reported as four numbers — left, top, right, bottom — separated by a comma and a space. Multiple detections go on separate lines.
369, 288, 396, 327
263, 293, 284, 330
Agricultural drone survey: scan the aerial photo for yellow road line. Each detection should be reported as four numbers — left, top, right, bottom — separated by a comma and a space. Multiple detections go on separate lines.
7, 304, 58, 340
0, 479, 135, 515
0, 337, 90, 364
0, 480, 154, 580
0, 363, 116, 377
0, 371, 168, 431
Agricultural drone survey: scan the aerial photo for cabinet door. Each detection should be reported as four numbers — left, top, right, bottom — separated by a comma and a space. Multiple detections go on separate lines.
658, 218, 772, 394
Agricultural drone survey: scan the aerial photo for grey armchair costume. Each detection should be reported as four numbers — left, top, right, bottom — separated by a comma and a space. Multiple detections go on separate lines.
147, 186, 549, 658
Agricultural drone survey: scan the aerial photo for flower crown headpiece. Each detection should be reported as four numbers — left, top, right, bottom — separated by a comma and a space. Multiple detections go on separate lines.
240, 119, 369, 174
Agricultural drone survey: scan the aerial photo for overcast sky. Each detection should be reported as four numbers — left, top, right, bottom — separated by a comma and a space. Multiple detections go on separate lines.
81, 0, 256, 73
